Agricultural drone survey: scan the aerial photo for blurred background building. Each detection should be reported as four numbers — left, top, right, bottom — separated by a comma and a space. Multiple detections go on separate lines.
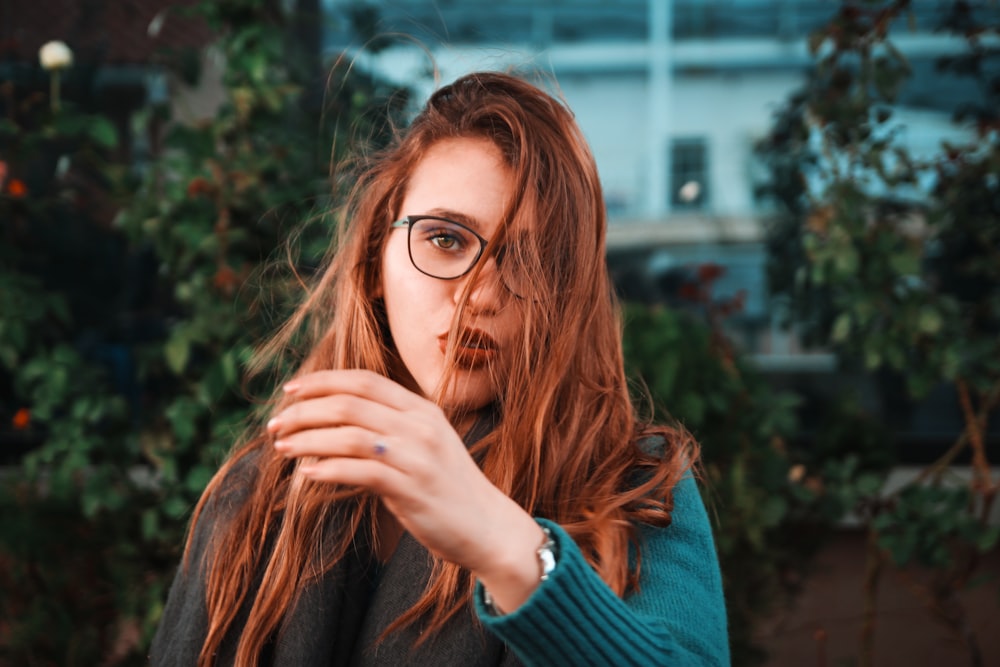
322, 1, 989, 462
323, 0, 974, 364
0, 0, 990, 456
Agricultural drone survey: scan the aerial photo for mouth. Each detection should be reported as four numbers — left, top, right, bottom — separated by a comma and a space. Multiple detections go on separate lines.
438, 329, 499, 369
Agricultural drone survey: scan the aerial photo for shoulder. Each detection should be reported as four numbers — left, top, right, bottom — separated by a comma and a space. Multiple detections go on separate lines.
634, 423, 696, 464
212, 447, 263, 510
222, 445, 262, 486
185, 447, 264, 555
628, 473, 730, 664
627, 430, 694, 496
636, 433, 668, 458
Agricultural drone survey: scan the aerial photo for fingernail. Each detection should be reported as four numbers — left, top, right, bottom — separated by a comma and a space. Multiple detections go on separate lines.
273, 439, 288, 452
283, 381, 300, 394
266, 417, 281, 433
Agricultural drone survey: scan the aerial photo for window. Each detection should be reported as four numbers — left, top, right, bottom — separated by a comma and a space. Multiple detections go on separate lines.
670, 137, 709, 210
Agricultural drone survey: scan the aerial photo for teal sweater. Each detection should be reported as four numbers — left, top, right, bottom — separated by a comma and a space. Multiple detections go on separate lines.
475, 475, 730, 666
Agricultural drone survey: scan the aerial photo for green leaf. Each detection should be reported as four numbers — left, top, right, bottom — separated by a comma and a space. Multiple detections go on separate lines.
52, 113, 86, 136
833, 246, 859, 276
977, 527, 1000, 553
941, 346, 961, 379
917, 307, 942, 335
856, 473, 883, 497
86, 117, 119, 148
185, 465, 214, 495
831, 313, 852, 343
166, 398, 200, 447
165, 335, 190, 374
82, 491, 102, 519
758, 496, 788, 528
889, 250, 920, 277
163, 496, 190, 520
221, 350, 240, 387
0, 344, 18, 369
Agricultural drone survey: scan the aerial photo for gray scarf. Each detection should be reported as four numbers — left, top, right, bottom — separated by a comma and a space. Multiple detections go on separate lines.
152, 413, 521, 667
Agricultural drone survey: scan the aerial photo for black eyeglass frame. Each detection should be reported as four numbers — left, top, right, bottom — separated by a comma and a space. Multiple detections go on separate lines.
390, 215, 490, 281
390, 214, 534, 299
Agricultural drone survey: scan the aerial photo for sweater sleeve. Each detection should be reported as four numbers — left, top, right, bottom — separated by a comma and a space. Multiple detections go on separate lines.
474, 475, 730, 666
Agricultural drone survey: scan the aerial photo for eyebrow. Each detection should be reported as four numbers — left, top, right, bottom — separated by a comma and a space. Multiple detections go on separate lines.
424, 208, 486, 234
420, 208, 531, 249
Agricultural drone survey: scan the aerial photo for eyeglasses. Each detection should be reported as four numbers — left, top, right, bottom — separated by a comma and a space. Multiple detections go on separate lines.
390, 215, 529, 298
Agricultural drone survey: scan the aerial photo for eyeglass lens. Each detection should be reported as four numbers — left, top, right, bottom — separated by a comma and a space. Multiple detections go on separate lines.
405, 217, 531, 298
407, 217, 483, 279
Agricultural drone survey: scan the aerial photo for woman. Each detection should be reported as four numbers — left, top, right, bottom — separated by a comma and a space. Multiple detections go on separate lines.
151, 71, 729, 666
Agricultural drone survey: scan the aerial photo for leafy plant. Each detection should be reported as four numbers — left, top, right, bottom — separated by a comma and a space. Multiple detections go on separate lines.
624, 272, 805, 666
0, 1, 407, 663
756, 1, 1000, 664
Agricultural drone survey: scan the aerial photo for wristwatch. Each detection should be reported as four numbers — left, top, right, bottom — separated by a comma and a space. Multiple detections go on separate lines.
482, 526, 558, 615
536, 526, 557, 581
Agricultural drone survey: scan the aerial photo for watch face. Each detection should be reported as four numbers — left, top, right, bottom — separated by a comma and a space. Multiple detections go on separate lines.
538, 547, 556, 579
538, 528, 557, 580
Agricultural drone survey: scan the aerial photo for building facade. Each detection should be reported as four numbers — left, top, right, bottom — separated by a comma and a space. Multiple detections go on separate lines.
323, 0, 979, 364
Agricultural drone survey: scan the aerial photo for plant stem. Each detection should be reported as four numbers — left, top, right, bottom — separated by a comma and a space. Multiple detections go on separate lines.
956, 378, 997, 494
916, 379, 1000, 491
860, 528, 883, 667
50, 70, 60, 112
915, 430, 969, 486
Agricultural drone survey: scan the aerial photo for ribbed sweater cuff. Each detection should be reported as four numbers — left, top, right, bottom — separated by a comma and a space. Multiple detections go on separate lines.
474, 518, 674, 667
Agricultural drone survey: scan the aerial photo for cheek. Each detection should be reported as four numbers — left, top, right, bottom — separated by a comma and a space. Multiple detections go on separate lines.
381, 239, 442, 335
380, 235, 413, 299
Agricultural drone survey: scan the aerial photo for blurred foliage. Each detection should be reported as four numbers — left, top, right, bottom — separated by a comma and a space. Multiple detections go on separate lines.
4, 0, 996, 666
623, 270, 895, 666
757, 1, 1000, 664
623, 295, 799, 667
0, 0, 407, 663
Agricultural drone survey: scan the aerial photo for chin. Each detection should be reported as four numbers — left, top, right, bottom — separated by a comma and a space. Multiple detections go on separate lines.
438, 372, 498, 414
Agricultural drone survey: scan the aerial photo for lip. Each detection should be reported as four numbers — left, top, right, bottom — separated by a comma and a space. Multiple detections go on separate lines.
438, 329, 499, 369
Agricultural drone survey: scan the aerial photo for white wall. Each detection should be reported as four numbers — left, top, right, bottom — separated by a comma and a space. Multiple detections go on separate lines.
555, 72, 649, 217
669, 71, 802, 215
351, 44, 970, 224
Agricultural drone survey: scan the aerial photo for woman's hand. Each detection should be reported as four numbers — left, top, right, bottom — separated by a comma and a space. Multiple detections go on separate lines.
267, 369, 545, 611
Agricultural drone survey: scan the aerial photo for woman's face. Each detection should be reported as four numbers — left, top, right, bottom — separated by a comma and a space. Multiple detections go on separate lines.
381, 137, 519, 418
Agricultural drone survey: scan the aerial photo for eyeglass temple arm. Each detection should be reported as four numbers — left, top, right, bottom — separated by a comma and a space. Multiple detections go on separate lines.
390, 218, 411, 228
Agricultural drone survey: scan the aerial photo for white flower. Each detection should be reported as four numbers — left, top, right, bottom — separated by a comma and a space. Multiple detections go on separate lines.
39, 41, 73, 71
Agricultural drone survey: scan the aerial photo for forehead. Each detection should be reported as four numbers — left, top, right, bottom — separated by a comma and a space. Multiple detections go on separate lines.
400, 137, 515, 238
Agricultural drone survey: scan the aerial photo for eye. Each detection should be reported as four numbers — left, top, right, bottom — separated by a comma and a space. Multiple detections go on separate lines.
430, 230, 462, 251
413, 219, 474, 254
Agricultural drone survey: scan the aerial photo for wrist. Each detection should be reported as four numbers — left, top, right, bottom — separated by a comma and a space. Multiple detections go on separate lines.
478, 521, 558, 615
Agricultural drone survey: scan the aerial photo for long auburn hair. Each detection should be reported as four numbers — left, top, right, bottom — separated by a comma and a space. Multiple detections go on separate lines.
186, 71, 697, 666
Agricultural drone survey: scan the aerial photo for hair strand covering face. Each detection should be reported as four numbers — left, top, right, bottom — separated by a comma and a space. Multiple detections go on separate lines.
185, 71, 698, 666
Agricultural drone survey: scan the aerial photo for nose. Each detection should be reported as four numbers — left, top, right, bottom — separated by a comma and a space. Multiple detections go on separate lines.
458, 256, 504, 313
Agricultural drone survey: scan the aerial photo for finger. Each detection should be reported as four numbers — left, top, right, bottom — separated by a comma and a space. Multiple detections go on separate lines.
284, 369, 423, 411
274, 425, 381, 460
270, 393, 405, 438
279, 430, 403, 469
298, 455, 410, 495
